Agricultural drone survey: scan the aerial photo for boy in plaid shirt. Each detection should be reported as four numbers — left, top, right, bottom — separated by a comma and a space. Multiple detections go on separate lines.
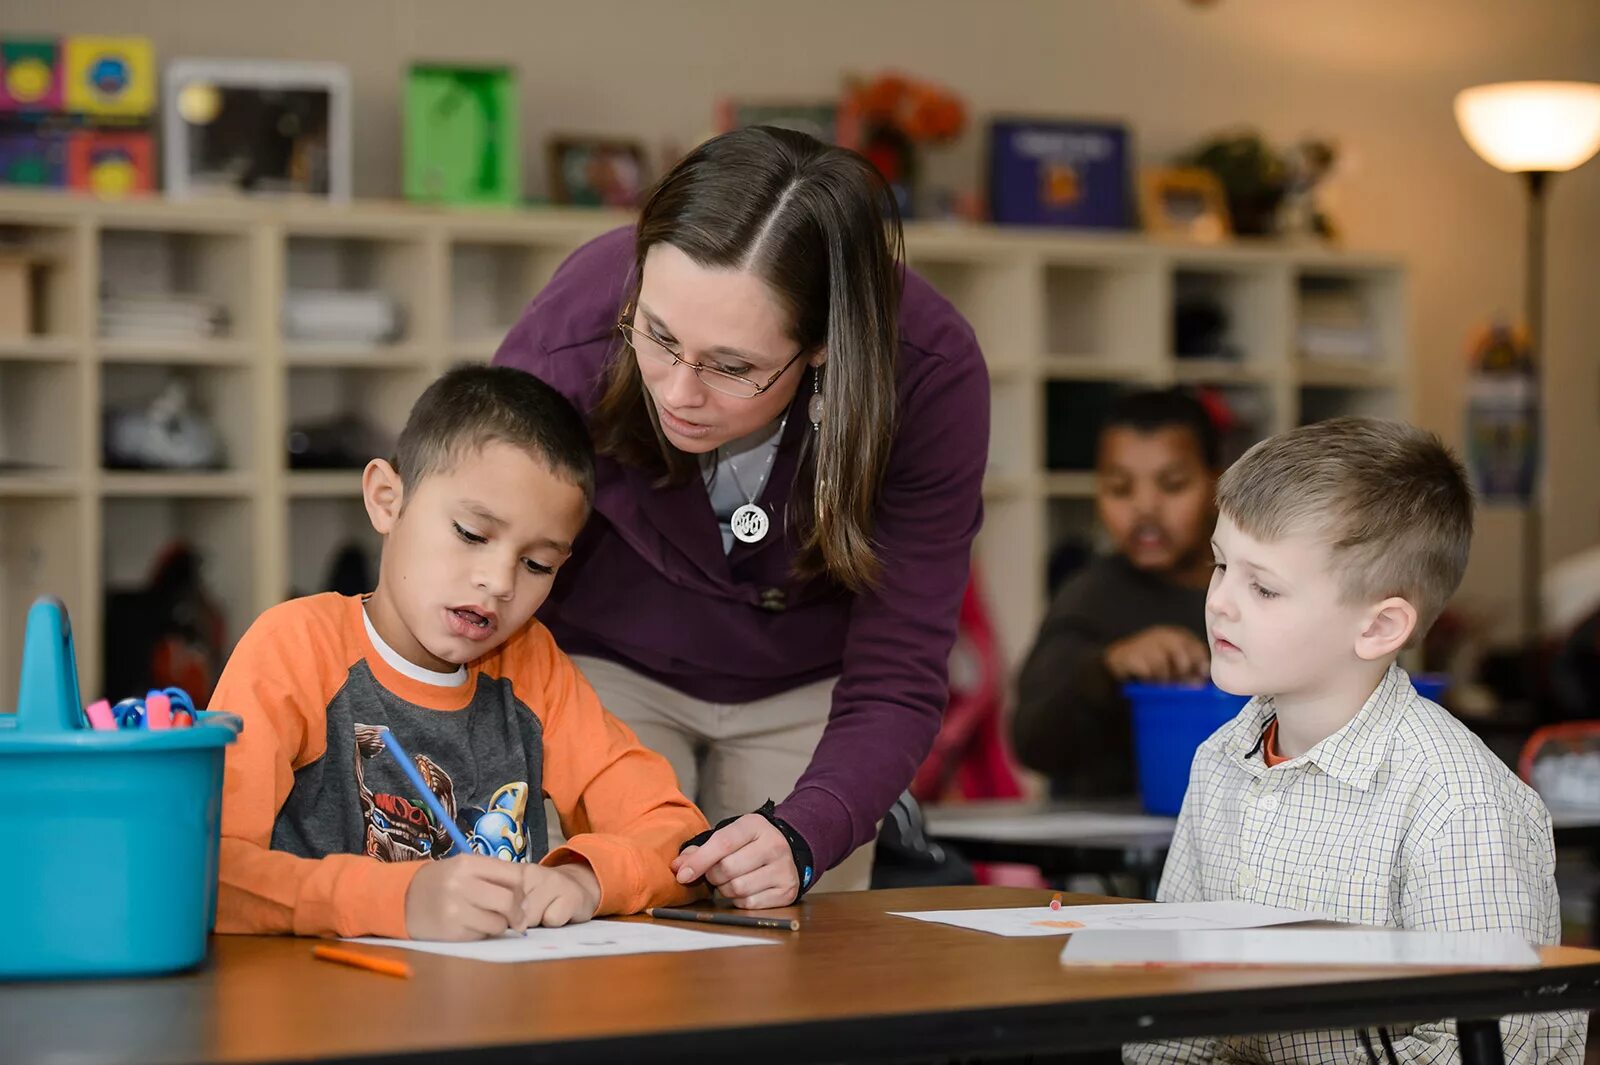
1126, 418, 1583, 1064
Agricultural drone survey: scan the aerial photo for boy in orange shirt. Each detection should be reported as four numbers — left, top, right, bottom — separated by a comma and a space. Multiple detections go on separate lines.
213, 366, 707, 940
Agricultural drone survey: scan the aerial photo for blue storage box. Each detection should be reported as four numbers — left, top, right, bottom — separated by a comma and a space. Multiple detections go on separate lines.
1412, 672, 1448, 704
1125, 681, 1248, 816
1126, 672, 1450, 816
0, 596, 241, 979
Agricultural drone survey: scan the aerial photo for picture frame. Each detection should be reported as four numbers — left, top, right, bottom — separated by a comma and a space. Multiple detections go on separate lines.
404, 63, 519, 206
987, 116, 1132, 229
545, 135, 648, 208
714, 97, 856, 147
1140, 166, 1232, 242
163, 58, 351, 201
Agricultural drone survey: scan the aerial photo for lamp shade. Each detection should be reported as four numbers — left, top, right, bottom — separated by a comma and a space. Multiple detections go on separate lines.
1455, 81, 1600, 173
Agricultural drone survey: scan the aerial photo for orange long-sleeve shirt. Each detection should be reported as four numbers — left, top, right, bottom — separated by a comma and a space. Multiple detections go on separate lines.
212, 593, 707, 938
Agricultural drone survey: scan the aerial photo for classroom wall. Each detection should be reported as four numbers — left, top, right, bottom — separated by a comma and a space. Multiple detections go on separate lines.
10, 0, 1600, 645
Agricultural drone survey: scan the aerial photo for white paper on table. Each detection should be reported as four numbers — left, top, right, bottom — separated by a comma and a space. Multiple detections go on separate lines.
890, 901, 1323, 938
1060, 928, 1541, 969
927, 811, 1176, 841
346, 919, 781, 963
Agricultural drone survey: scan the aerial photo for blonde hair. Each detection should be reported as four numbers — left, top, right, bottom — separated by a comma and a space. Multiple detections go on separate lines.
1216, 417, 1473, 634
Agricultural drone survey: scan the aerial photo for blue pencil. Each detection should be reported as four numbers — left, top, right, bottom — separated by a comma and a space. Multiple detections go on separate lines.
379, 728, 475, 856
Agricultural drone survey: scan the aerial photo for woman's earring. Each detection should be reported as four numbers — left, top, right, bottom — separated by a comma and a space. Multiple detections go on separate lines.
808, 366, 824, 432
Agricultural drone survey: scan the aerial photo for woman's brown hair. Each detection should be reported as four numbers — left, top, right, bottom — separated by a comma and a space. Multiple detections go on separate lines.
591, 126, 903, 592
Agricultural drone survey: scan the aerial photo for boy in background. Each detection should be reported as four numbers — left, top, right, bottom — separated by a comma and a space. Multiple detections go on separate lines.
213, 365, 707, 940
1127, 417, 1582, 1063
1013, 390, 1219, 796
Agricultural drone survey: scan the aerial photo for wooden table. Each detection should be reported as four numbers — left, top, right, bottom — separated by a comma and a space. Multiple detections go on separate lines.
6, 887, 1600, 1064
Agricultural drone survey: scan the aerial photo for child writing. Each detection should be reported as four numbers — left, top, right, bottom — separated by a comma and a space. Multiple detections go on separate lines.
213, 365, 708, 941
1125, 417, 1584, 1063
1013, 389, 1219, 797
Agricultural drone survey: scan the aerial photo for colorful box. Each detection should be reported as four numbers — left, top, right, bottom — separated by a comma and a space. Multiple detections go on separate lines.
0, 39, 63, 112
67, 129, 153, 198
64, 35, 154, 118
0, 131, 67, 186
988, 117, 1132, 229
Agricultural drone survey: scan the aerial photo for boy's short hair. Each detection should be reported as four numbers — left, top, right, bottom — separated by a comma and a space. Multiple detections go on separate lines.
393, 364, 595, 504
1217, 416, 1473, 633
1100, 389, 1221, 469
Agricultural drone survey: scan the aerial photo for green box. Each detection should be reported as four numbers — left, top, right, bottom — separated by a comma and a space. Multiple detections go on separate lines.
404, 64, 519, 205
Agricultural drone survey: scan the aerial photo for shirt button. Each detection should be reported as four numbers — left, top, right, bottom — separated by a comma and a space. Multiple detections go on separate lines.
1237, 866, 1256, 890
1259, 794, 1280, 814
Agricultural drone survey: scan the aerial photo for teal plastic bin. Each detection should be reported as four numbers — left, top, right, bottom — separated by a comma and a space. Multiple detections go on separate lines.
0, 596, 241, 979
1125, 681, 1248, 816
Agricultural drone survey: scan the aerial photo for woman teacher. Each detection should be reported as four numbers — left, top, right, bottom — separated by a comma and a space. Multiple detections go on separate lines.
493, 126, 988, 908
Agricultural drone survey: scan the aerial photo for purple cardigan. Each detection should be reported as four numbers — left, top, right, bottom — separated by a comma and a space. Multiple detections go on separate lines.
492, 227, 989, 871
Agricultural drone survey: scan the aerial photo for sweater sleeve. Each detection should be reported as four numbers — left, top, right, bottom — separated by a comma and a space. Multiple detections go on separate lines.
530, 626, 710, 913
776, 340, 990, 871
213, 604, 421, 938
1012, 568, 1136, 795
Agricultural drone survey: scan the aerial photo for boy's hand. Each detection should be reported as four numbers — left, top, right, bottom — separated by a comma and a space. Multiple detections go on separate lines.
1105, 625, 1210, 683
522, 862, 601, 927
404, 854, 528, 941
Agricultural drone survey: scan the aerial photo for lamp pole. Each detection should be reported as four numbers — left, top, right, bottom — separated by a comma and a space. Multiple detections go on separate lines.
1521, 169, 1547, 650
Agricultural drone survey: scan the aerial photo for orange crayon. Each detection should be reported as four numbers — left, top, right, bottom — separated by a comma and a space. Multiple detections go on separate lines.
312, 944, 413, 979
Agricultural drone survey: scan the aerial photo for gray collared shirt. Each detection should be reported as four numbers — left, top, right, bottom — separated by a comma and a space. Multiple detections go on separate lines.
1126, 664, 1585, 1064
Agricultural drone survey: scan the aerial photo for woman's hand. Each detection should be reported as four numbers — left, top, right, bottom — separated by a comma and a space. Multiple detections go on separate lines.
671, 813, 800, 909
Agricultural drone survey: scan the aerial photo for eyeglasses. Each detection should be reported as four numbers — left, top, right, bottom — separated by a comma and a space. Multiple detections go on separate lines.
616, 313, 806, 400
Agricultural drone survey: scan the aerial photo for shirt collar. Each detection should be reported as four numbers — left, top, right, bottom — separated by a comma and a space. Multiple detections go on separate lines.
1225, 663, 1412, 790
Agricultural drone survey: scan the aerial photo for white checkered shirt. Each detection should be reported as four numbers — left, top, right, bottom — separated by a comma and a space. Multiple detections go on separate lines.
1124, 664, 1586, 1064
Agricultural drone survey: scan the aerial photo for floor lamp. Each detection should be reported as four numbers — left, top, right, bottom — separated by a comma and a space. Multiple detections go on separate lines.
1454, 81, 1600, 659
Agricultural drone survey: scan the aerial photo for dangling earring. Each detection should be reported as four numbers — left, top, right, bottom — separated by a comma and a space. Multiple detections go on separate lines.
808, 365, 824, 432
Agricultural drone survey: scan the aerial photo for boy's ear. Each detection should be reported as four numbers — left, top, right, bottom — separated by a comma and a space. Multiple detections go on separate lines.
1354, 596, 1418, 661
362, 458, 404, 534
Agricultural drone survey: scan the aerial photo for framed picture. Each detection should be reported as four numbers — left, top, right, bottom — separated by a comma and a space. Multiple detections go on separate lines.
1140, 167, 1231, 242
714, 97, 855, 146
546, 136, 648, 208
404, 64, 519, 205
987, 116, 1131, 228
163, 58, 351, 200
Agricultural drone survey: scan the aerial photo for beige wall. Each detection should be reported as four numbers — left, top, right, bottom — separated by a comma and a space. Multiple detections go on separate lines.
10, 0, 1600, 643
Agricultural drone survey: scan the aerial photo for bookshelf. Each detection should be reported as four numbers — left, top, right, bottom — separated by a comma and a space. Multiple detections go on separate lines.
0, 192, 1406, 699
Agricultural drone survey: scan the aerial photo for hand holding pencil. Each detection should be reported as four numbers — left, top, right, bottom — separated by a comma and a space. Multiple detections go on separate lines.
404, 855, 530, 941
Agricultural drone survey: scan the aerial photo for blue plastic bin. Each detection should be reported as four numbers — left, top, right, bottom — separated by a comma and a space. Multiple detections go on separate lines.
1125, 682, 1249, 816
0, 597, 241, 979
1411, 672, 1448, 704
1126, 673, 1450, 816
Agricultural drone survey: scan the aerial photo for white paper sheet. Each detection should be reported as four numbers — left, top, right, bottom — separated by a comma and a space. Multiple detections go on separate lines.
1060, 928, 1541, 969
926, 811, 1177, 841
890, 901, 1322, 938
346, 920, 782, 963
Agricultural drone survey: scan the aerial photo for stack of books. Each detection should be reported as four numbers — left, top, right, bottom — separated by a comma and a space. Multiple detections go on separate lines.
283, 289, 405, 346
1297, 279, 1377, 363
99, 294, 228, 341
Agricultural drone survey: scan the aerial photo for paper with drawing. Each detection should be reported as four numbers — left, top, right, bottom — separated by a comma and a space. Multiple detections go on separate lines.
890, 901, 1323, 938
346, 919, 781, 962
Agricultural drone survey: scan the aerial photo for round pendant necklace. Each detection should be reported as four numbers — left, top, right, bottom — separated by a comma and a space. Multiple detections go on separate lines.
722, 411, 789, 545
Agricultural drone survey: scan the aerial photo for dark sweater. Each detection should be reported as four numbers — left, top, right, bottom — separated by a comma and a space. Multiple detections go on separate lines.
1011, 555, 1208, 797
492, 227, 989, 873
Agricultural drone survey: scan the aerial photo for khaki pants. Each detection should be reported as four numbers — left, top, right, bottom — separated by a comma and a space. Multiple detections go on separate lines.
570, 654, 876, 893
